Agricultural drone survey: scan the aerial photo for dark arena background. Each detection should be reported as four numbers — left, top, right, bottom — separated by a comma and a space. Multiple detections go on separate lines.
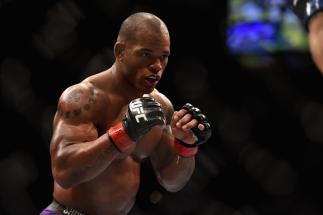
2, 0, 323, 214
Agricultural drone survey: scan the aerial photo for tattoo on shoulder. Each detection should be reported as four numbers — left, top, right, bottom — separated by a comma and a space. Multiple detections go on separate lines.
83, 87, 96, 111
66, 90, 83, 103
59, 87, 97, 119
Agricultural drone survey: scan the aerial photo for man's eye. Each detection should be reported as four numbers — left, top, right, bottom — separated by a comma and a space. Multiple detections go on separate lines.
141, 52, 150, 57
161, 55, 168, 60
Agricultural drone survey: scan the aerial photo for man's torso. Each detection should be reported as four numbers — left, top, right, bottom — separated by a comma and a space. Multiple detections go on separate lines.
53, 76, 166, 214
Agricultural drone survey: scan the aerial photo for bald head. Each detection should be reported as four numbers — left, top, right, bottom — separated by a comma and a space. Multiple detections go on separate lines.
117, 12, 169, 43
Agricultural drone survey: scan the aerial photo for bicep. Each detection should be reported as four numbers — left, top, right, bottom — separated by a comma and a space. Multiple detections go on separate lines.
51, 83, 100, 150
50, 117, 98, 156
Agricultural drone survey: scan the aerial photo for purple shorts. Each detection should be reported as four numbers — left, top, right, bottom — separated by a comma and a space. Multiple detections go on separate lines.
39, 208, 62, 215
40, 200, 85, 215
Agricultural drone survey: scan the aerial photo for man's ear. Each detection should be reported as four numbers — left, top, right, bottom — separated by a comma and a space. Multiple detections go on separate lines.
114, 42, 126, 62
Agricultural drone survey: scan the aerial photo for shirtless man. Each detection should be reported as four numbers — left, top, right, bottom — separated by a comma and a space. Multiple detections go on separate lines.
40, 12, 212, 215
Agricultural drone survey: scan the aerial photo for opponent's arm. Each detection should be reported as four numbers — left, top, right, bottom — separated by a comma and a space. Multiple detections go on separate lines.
50, 84, 120, 189
308, 12, 323, 75
290, 0, 323, 74
151, 94, 212, 192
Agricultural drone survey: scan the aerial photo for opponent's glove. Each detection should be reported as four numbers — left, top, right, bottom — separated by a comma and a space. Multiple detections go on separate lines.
108, 97, 164, 152
289, 0, 323, 31
174, 103, 212, 157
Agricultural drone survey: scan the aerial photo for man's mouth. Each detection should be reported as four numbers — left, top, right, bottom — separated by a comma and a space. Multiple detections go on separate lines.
145, 75, 160, 83
143, 75, 160, 88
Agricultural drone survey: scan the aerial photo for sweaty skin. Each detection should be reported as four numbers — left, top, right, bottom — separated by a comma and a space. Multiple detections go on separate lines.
49, 12, 201, 215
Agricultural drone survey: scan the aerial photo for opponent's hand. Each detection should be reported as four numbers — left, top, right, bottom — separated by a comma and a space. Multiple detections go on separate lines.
171, 103, 211, 147
287, 0, 323, 30
108, 97, 164, 153
123, 97, 165, 141
288, 0, 307, 20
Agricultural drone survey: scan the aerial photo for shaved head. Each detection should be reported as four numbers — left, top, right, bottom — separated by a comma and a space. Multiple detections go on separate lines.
117, 12, 169, 43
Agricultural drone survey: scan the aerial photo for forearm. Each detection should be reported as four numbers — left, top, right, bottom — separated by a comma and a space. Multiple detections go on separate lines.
52, 133, 119, 188
308, 12, 323, 75
152, 133, 197, 192
156, 151, 195, 192
150, 98, 211, 192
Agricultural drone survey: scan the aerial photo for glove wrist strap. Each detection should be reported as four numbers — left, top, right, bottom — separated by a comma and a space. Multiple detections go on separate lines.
174, 139, 198, 158
108, 122, 135, 153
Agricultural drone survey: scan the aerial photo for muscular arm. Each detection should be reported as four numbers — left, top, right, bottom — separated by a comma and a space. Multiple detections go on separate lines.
50, 84, 120, 189
150, 92, 195, 192
150, 126, 195, 192
308, 12, 323, 75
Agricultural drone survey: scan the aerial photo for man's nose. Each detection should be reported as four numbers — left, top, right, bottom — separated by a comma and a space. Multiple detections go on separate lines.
149, 58, 162, 73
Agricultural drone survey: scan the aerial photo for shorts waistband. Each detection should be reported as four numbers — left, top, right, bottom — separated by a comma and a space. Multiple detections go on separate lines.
47, 199, 86, 215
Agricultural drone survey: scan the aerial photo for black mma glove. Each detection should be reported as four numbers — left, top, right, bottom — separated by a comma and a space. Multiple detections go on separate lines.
181, 103, 212, 146
289, 0, 323, 31
108, 97, 164, 152
123, 97, 165, 141
174, 103, 212, 157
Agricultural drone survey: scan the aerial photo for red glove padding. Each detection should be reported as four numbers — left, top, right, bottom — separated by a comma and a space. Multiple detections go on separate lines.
108, 122, 135, 152
174, 139, 198, 157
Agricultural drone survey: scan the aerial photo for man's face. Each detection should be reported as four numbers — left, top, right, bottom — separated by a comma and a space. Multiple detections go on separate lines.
122, 30, 170, 93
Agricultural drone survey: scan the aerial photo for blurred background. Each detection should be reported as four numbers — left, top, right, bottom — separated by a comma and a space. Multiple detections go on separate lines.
2, 0, 323, 214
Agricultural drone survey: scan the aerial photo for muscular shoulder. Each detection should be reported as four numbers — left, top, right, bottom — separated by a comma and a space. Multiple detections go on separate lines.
57, 82, 101, 122
149, 89, 174, 124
